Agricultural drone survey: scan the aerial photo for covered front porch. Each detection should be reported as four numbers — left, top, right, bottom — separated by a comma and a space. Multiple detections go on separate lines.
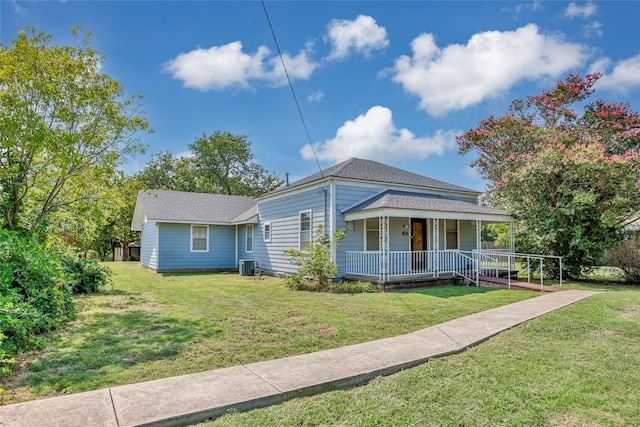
338, 190, 568, 289
339, 191, 515, 286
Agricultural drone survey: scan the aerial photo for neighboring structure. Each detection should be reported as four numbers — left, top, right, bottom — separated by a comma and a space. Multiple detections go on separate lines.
131, 158, 514, 284
113, 242, 141, 262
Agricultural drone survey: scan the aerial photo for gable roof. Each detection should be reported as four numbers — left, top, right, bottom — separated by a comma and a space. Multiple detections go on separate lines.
342, 190, 511, 221
267, 158, 478, 195
131, 190, 257, 230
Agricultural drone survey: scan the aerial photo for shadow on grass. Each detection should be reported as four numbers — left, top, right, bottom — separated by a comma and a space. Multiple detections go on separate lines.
24, 310, 222, 391
160, 271, 237, 278
397, 286, 496, 298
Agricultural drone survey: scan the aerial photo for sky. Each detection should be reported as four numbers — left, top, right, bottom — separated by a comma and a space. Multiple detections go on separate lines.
2, 1, 639, 191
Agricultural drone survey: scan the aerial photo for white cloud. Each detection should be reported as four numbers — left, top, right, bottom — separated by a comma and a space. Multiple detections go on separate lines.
307, 90, 325, 103
462, 165, 482, 181
325, 15, 389, 60
565, 1, 597, 19
164, 41, 318, 91
265, 48, 318, 86
175, 151, 195, 159
581, 21, 603, 38
592, 54, 640, 93
502, 1, 543, 16
389, 24, 589, 116
301, 106, 457, 163
12, 0, 32, 22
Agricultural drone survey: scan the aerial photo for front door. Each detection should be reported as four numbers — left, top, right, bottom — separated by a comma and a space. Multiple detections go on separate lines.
411, 219, 427, 271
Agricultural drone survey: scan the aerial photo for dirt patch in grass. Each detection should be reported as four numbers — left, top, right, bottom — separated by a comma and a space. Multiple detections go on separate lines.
314, 325, 337, 337
550, 414, 601, 427
601, 329, 624, 337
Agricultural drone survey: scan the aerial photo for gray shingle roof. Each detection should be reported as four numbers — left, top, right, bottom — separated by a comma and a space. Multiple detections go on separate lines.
342, 190, 509, 217
137, 190, 257, 223
269, 158, 477, 194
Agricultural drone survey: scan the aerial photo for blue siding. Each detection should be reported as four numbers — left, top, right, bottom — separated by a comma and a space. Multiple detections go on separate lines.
237, 224, 256, 264
334, 184, 381, 274
256, 188, 326, 275
140, 220, 157, 270
460, 220, 477, 252
156, 223, 236, 271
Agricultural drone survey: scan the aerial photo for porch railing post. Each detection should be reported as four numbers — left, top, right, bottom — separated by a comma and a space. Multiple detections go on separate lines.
559, 257, 563, 288
379, 216, 389, 282
475, 220, 481, 286
433, 218, 439, 277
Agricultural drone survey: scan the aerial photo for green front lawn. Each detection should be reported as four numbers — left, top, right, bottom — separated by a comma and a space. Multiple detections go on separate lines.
0, 262, 537, 405
204, 285, 640, 427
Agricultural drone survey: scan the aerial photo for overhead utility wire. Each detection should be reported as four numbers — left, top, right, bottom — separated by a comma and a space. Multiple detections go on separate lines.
261, 0, 325, 179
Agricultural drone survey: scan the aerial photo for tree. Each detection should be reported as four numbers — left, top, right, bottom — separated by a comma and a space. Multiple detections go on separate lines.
136, 132, 283, 197
189, 131, 283, 197
458, 74, 640, 278
0, 27, 150, 233
85, 173, 143, 260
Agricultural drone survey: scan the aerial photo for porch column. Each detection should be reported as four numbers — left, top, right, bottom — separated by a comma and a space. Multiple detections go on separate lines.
433, 218, 439, 277
379, 216, 389, 282
476, 220, 482, 285
509, 221, 515, 252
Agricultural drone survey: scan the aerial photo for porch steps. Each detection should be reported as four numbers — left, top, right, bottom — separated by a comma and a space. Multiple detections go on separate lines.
478, 275, 565, 292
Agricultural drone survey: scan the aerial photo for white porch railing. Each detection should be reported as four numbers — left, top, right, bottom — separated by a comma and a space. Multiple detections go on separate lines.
345, 249, 562, 289
345, 250, 478, 284
472, 250, 563, 290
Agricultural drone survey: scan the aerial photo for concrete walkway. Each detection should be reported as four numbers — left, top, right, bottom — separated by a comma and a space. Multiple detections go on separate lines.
0, 290, 598, 427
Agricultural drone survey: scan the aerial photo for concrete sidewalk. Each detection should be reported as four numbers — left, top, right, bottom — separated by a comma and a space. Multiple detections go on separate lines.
0, 290, 598, 427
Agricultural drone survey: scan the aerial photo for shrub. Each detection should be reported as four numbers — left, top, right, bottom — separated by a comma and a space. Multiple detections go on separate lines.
0, 230, 76, 375
284, 278, 375, 294
331, 281, 376, 294
284, 225, 344, 290
606, 240, 640, 284
61, 255, 112, 293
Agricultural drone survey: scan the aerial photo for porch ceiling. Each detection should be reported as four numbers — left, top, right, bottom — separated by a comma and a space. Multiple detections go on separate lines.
342, 190, 512, 222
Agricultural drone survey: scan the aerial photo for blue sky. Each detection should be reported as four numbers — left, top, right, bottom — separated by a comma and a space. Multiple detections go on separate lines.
2, 1, 639, 191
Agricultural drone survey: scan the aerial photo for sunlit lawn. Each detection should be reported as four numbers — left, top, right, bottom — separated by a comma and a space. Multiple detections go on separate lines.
0, 262, 537, 405
204, 283, 640, 427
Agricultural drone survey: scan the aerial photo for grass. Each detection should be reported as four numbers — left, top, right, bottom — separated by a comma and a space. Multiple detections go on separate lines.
0, 262, 537, 405
200, 283, 640, 427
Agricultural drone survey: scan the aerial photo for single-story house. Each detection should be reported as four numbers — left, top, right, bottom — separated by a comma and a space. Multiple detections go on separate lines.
131, 158, 514, 284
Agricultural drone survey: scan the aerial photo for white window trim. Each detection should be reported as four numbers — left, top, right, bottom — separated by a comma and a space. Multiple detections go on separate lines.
263, 222, 271, 242
246, 224, 254, 253
299, 210, 312, 251
190, 224, 209, 252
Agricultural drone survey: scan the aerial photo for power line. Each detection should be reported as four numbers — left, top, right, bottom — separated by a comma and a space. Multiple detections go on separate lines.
260, 0, 324, 179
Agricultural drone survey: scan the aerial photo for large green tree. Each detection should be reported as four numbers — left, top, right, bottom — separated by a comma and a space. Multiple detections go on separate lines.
458, 74, 640, 277
0, 28, 150, 233
137, 132, 282, 197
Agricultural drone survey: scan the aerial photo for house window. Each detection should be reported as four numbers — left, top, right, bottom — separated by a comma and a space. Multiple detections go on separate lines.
191, 225, 208, 252
445, 220, 459, 250
263, 222, 271, 242
246, 224, 254, 253
299, 210, 312, 250
365, 218, 379, 251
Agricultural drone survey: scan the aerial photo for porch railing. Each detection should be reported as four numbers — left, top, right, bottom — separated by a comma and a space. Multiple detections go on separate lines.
345, 250, 477, 284
345, 249, 562, 289
472, 250, 563, 290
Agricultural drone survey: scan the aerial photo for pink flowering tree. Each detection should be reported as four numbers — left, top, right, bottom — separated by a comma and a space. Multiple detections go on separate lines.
458, 74, 640, 278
